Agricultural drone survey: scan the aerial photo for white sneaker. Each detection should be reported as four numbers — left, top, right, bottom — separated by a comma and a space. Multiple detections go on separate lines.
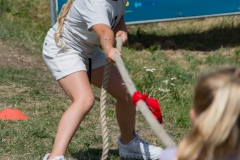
43, 153, 66, 160
118, 132, 163, 160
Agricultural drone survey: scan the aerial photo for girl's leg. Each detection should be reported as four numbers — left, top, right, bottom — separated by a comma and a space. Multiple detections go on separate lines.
48, 71, 94, 159
91, 65, 136, 144
91, 65, 163, 160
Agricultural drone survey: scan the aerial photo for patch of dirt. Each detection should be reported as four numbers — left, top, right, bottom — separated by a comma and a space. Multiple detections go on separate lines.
0, 40, 62, 109
0, 40, 47, 69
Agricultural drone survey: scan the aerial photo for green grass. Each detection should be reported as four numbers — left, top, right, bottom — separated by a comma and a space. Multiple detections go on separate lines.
0, 0, 240, 159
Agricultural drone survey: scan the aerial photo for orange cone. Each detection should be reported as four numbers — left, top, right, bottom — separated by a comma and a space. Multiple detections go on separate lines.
0, 108, 28, 120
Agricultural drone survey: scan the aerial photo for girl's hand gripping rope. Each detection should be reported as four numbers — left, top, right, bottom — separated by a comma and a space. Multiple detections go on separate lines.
105, 47, 122, 63
116, 31, 128, 44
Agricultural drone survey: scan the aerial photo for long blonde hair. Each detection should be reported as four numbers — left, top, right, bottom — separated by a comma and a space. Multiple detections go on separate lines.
54, 0, 74, 47
176, 68, 240, 160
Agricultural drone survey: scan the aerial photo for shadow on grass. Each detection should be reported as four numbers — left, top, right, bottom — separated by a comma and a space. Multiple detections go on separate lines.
128, 25, 240, 51
71, 148, 140, 160
71, 148, 118, 160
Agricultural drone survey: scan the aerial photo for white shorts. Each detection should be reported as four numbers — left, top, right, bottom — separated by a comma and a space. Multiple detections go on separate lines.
42, 29, 107, 80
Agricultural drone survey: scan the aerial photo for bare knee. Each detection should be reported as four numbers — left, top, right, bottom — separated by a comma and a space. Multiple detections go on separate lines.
115, 91, 134, 107
72, 94, 95, 112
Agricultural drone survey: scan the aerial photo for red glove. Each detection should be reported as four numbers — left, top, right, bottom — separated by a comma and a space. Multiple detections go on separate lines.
132, 91, 163, 124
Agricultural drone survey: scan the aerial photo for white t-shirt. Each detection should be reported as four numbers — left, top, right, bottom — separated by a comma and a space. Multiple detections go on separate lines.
53, 0, 127, 58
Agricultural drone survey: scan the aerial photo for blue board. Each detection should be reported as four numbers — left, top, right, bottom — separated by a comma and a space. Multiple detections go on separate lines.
125, 0, 240, 24
55, 0, 240, 25
56, 0, 67, 15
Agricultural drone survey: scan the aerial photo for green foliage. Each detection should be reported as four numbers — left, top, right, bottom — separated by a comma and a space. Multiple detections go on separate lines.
146, 45, 161, 53
163, 64, 193, 83
135, 69, 157, 89
235, 47, 240, 63
136, 27, 145, 41
0, 0, 50, 54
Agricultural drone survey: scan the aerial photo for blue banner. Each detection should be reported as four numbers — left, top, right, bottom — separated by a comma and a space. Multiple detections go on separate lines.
55, 0, 240, 25
56, 0, 66, 14
125, 0, 240, 24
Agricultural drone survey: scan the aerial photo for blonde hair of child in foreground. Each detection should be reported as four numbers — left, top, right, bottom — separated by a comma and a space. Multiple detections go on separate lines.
176, 68, 240, 160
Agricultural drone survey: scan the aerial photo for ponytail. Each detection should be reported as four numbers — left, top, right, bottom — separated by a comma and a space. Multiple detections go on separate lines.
176, 68, 240, 160
54, 0, 74, 47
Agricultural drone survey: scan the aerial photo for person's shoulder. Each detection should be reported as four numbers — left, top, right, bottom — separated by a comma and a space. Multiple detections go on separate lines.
159, 147, 178, 160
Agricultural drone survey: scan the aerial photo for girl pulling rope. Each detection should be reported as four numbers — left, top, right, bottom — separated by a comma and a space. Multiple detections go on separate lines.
42, 0, 163, 159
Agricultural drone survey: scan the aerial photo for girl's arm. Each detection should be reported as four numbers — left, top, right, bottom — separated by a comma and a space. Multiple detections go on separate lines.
92, 24, 122, 63
114, 16, 128, 44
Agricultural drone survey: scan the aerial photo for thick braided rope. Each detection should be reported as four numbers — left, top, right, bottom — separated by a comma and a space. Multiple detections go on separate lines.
99, 38, 176, 160
115, 37, 177, 147
100, 60, 112, 160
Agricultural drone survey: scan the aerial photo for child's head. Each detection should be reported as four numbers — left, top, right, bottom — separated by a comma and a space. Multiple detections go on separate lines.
176, 68, 240, 160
